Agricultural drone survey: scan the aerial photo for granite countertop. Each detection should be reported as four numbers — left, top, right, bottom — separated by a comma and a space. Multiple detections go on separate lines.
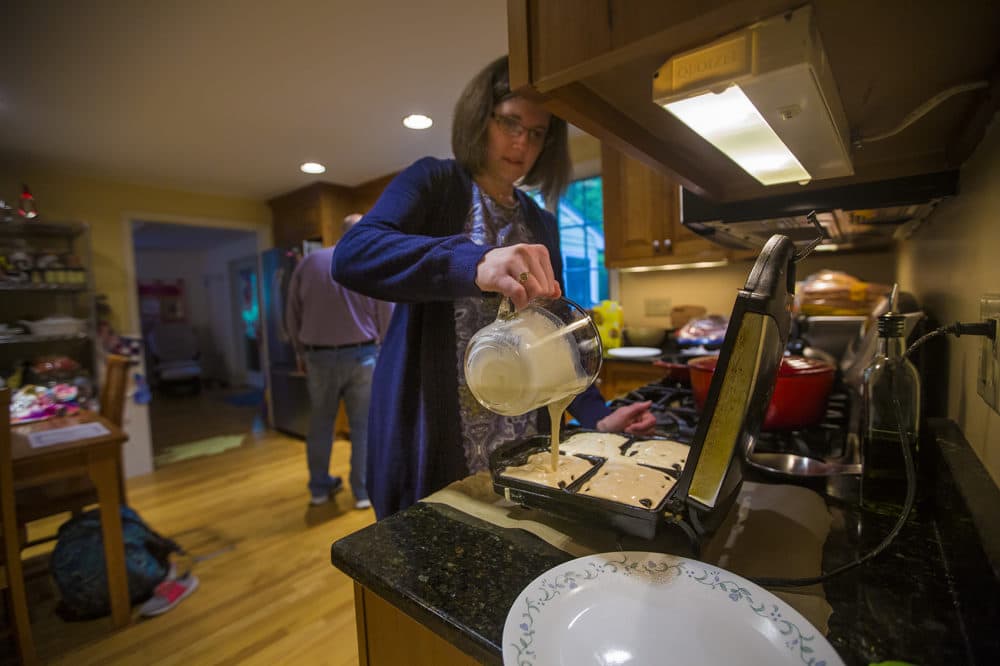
331, 418, 1000, 665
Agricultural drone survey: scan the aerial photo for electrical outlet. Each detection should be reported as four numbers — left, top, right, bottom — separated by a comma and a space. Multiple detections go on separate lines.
978, 294, 1000, 413
644, 298, 672, 317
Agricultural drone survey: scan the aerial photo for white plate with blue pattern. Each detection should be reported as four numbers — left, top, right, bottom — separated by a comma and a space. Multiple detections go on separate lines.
503, 551, 844, 666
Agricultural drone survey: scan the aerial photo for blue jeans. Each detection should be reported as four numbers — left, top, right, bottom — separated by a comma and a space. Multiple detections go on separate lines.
304, 344, 377, 500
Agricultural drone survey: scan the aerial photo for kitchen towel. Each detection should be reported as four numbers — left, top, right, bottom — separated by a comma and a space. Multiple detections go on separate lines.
423, 472, 833, 634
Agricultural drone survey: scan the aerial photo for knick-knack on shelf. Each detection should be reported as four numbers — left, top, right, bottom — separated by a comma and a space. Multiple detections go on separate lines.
18, 184, 38, 219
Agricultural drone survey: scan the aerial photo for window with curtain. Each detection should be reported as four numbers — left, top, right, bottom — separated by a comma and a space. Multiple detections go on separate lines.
529, 176, 608, 309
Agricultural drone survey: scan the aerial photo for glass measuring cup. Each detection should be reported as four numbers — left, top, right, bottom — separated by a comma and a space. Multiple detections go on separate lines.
464, 297, 603, 416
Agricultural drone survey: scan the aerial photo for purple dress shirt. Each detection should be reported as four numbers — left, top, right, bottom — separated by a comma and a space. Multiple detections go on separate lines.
285, 245, 394, 355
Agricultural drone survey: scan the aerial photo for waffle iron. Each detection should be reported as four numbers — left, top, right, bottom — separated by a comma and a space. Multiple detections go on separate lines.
490, 234, 798, 545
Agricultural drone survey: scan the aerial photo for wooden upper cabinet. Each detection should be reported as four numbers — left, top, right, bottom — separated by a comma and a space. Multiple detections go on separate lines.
351, 173, 398, 217
268, 174, 400, 248
268, 182, 354, 248
509, 0, 1000, 203
603, 144, 725, 269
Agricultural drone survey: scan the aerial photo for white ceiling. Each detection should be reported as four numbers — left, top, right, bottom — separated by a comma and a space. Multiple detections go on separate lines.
0, 0, 509, 200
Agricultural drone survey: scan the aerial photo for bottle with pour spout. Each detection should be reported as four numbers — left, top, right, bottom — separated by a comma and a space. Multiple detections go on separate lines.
861, 284, 921, 507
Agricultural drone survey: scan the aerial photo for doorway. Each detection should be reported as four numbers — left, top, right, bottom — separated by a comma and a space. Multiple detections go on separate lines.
228, 255, 264, 390
128, 220, 266, 468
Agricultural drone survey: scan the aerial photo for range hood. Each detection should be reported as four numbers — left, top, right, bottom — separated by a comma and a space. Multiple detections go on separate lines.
680, 170, 959, 252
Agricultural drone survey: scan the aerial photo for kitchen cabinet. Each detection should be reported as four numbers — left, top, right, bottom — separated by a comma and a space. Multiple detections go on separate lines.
353, 583, 479, 666
508, 0, 1000, 203
269, 174, 401, 247
351, 173, 397, 218
602, 144, 726, 269
268, 182, 354, 248
598, 359, 668, 400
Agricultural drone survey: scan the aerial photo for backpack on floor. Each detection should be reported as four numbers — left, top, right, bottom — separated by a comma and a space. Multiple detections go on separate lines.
50, 505, 182, 620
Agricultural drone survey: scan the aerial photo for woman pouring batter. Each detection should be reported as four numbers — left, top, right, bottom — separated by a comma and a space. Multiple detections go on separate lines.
332, 55, 655, 518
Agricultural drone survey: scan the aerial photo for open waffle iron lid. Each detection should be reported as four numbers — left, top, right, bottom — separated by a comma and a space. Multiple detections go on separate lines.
665, 234, 797, 532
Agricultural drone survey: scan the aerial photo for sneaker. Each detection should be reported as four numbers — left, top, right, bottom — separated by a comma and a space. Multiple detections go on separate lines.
309, 476, 344, 506
354, 498, 372, 510
139, 573, 199, 617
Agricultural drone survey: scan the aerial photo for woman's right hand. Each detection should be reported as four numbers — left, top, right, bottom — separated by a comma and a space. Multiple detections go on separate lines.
475, 244, 561, 310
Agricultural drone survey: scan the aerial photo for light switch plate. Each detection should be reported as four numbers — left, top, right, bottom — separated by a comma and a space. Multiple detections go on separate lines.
977, 294, 1000, 413
645, 298, 672, 317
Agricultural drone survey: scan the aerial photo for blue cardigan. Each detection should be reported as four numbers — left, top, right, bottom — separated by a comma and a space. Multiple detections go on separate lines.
331, 157, 610, 517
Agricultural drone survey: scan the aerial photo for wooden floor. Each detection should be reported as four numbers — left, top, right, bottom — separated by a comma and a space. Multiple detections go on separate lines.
10, 430, 374, 665
148, 387, 266, 455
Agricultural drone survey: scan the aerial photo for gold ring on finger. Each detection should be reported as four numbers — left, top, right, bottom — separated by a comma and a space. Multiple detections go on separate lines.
518, 272, 529, 284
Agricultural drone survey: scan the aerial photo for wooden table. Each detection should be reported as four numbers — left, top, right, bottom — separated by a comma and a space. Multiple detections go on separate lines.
11, 411, 131, 628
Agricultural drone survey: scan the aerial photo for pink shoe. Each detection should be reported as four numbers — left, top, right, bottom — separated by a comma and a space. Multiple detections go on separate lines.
139, 573, 199, 617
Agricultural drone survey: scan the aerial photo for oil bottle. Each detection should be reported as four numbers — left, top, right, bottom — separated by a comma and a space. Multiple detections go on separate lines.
861, 287, 921, 508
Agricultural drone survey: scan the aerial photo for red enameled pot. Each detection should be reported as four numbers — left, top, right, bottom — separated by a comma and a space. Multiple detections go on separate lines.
688, 355, 836, 431
652, 358, 691, 385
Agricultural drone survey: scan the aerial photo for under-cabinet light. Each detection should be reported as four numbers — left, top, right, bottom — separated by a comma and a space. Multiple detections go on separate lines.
653, 6, 852, 187
619, 260, 729, 274
664, 86, 810, 186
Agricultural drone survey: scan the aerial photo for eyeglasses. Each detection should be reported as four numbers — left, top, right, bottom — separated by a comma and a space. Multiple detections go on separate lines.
491, 112, 549, 145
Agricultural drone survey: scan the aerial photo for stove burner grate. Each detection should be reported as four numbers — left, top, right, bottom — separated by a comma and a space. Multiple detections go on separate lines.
609, 379, 698, 440
609, 378, 854, 455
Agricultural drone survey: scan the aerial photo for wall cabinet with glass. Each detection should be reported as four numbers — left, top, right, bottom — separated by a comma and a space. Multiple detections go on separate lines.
0, 219, 98, 401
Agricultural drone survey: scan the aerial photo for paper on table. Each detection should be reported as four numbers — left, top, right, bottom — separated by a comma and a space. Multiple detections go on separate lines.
27, 422, 110, 448
423, 472, 833, 634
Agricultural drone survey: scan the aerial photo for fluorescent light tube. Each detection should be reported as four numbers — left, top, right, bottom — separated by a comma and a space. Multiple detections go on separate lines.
664, 85, 811, 186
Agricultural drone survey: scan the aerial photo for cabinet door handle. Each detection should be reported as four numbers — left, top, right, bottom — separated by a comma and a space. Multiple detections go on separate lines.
663, 239, 673, 252
652, 239, 661, 252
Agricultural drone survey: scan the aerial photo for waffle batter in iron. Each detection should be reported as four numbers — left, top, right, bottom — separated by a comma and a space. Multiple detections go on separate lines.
500, 452, 595, 489
625, 438, 689, 472
558, 432, 629, 458
579, 461, 676, 508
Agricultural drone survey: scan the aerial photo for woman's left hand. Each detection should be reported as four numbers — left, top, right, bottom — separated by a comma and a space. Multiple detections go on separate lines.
595, 401, 657, 436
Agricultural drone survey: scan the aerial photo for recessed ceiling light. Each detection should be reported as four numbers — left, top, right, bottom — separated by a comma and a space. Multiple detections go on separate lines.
300, 162, 326, 174
402, 114, 433, 130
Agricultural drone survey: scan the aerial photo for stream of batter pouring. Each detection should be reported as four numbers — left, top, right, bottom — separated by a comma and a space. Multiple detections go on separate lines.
547, 394, 577, 471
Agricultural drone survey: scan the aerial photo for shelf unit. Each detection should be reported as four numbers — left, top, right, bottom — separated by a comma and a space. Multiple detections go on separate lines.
0, 219, 98, 390
0, 283, 88, 292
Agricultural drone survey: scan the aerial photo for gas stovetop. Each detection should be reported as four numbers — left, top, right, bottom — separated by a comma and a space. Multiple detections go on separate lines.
609, 378, 856, 463
752, 388, 854, 460
608, 379, 699, 441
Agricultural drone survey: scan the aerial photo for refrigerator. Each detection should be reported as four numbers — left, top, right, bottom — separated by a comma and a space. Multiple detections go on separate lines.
261, 243, 318, 438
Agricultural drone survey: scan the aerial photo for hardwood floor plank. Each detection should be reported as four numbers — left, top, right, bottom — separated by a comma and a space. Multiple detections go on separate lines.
15, 430, 376, 665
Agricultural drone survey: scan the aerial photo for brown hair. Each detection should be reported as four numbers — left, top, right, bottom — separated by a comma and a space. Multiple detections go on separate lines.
451, 55, 570, 207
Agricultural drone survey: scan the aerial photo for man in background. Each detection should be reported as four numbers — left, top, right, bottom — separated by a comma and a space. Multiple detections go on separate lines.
286, 213, 394, 509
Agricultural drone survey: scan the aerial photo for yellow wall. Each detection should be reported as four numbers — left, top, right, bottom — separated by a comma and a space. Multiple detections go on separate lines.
898, 118, 1000, 486
0, 165, 271, 331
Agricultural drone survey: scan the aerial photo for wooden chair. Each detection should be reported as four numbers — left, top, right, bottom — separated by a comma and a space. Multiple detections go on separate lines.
16, 354, 131, 545
99, 354, 130, 431
1, 387, 39, 664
